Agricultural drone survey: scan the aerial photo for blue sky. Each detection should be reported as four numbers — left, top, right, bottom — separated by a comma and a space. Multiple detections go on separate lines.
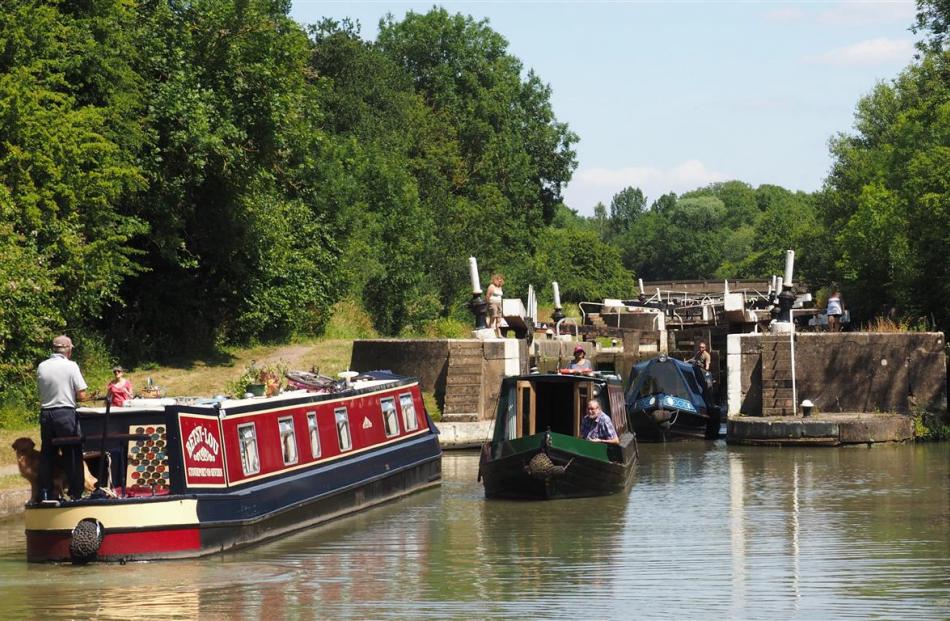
290, 1, 921, 215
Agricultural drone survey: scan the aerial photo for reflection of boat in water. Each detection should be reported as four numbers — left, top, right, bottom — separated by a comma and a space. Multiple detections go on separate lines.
478, 373, 638, 500
626, 356, 720, 441
25, 370, 441, 563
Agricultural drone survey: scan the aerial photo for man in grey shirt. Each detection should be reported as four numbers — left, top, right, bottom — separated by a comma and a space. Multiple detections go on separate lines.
37, 335, 88, 501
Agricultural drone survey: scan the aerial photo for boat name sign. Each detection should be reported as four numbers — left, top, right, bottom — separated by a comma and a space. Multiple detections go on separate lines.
180, 414, 227, 486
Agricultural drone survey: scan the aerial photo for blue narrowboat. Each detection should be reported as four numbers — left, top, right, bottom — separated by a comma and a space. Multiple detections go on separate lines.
626, 356, 721, 441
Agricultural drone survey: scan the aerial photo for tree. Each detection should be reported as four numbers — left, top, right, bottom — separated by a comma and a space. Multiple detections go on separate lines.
736, 187, 820, 279
607, 186, 646, 236
376, 8, 578, 310
0, 1, 146, 385
683, 181, 759, 229
592, 201, 608, 239
104, 0, 341, 355
528, 227, 636, 303
819, 49, 950, 326
914, 0, 950, 51
650, 192, 677, 215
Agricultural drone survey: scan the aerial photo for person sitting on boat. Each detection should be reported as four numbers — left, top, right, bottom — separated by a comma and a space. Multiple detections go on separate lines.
107, 366, 133, 407
566, 345, 593, 375
581, 399, 619, 444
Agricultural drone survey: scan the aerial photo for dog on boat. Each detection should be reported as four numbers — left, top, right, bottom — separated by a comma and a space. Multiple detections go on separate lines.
12, 437, 97, 502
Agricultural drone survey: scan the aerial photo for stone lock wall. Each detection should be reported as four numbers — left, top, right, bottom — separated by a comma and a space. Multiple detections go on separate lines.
350, 338, 526, 422
727, 332, 947, 416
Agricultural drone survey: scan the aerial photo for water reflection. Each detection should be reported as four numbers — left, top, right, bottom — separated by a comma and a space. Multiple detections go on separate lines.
0, 446, 946, 620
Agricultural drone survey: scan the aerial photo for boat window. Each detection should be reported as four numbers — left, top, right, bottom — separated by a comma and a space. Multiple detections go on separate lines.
307, 411, 321, 458
237, 423, 260, 475
335, 407, 352, 452
381, 397, 400, 437
504, 385, 517, 440
278, 417, 298, 466
399, 393, 418, 432
520, 386, 531, 436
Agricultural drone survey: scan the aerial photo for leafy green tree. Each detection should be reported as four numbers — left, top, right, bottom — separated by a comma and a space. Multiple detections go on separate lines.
650, 192, 678, 215
683, 181, 759, 230
0, 1, 146, 385
376, 8, 578, 310
736, 187, 820, 279
527, 227, 636, 303
592, 201, 608, 239
106, 0, 341, 354
607, 186, 646, 236
820, 48, 950, 326
309, 19, 448, 334
914, 0, 950, 51
617, 196, 729, 280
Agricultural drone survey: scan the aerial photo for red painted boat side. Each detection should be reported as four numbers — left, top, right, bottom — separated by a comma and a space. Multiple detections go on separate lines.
219, 385, 427, 486
28, 528, 201, 563
26, 374, 442, 562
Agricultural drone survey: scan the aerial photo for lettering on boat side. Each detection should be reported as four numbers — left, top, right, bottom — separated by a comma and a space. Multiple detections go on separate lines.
179, 415, 227, 487
186, 425, 220, 461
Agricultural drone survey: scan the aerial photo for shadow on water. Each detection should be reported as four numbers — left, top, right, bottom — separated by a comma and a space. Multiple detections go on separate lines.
0, 447, 947, 620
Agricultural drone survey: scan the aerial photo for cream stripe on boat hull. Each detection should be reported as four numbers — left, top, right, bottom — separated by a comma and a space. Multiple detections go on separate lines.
25, 499, 199, 531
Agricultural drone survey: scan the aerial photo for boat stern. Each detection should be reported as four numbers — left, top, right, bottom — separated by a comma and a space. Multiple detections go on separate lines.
25, 497, 200, 563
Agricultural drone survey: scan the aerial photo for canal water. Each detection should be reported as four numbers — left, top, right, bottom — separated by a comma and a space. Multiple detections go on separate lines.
0, 442, 947, 620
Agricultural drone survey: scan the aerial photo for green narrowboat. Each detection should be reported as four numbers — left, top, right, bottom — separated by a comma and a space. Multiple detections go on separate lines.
478, 372, 638, 500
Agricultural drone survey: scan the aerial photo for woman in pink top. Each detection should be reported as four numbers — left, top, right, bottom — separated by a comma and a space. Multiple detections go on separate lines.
107, 366, 134, 406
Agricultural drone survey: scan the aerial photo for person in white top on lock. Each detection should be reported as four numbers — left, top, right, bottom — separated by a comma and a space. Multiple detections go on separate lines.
826, 290, 845, 333
486, 273, 504, 336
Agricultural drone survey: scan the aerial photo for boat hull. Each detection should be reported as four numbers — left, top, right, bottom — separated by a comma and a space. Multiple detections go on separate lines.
630, 406, 718, 441
26, 435, 441, 562
479, 431, 637, 500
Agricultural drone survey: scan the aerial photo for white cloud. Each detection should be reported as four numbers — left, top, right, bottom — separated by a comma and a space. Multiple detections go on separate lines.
564, 160, 730, 215
807, 37, 915, 66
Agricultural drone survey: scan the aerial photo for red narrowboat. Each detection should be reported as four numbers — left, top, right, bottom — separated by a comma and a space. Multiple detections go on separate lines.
25, 371, 442, 563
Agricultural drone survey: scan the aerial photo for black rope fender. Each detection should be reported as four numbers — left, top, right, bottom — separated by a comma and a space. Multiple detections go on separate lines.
70, 518, 103, 564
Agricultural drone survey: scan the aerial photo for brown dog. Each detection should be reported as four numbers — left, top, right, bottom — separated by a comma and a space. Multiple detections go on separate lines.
12, 437, 97, 502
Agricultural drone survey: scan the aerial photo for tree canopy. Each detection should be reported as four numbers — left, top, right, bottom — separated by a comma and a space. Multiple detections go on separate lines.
0, 0, 947, 402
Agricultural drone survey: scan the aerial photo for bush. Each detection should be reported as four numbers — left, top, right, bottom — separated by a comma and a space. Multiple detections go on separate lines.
413, 317, 471, 339
913, 409, 950, 441
323, 299, 379, 340
421, 391, 441, 422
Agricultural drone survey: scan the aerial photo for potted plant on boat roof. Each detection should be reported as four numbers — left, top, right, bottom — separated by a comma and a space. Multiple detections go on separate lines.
229, 360, 287, 398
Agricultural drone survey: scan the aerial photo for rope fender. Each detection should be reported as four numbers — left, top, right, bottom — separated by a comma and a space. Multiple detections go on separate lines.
70, 518, 103, 564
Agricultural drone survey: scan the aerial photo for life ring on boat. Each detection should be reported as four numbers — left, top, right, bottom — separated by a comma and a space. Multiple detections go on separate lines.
70, 518, 104, 564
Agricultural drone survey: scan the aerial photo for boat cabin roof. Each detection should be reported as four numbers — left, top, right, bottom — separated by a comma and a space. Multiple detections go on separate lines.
79, 371, 414, 416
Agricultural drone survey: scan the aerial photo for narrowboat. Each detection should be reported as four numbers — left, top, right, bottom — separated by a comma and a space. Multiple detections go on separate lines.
625, 356, 721, 441
478, 372, 638, 500
25, 371, 442, 563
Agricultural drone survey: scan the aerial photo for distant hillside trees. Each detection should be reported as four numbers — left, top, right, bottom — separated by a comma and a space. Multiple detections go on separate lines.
599, 182, 820, 284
